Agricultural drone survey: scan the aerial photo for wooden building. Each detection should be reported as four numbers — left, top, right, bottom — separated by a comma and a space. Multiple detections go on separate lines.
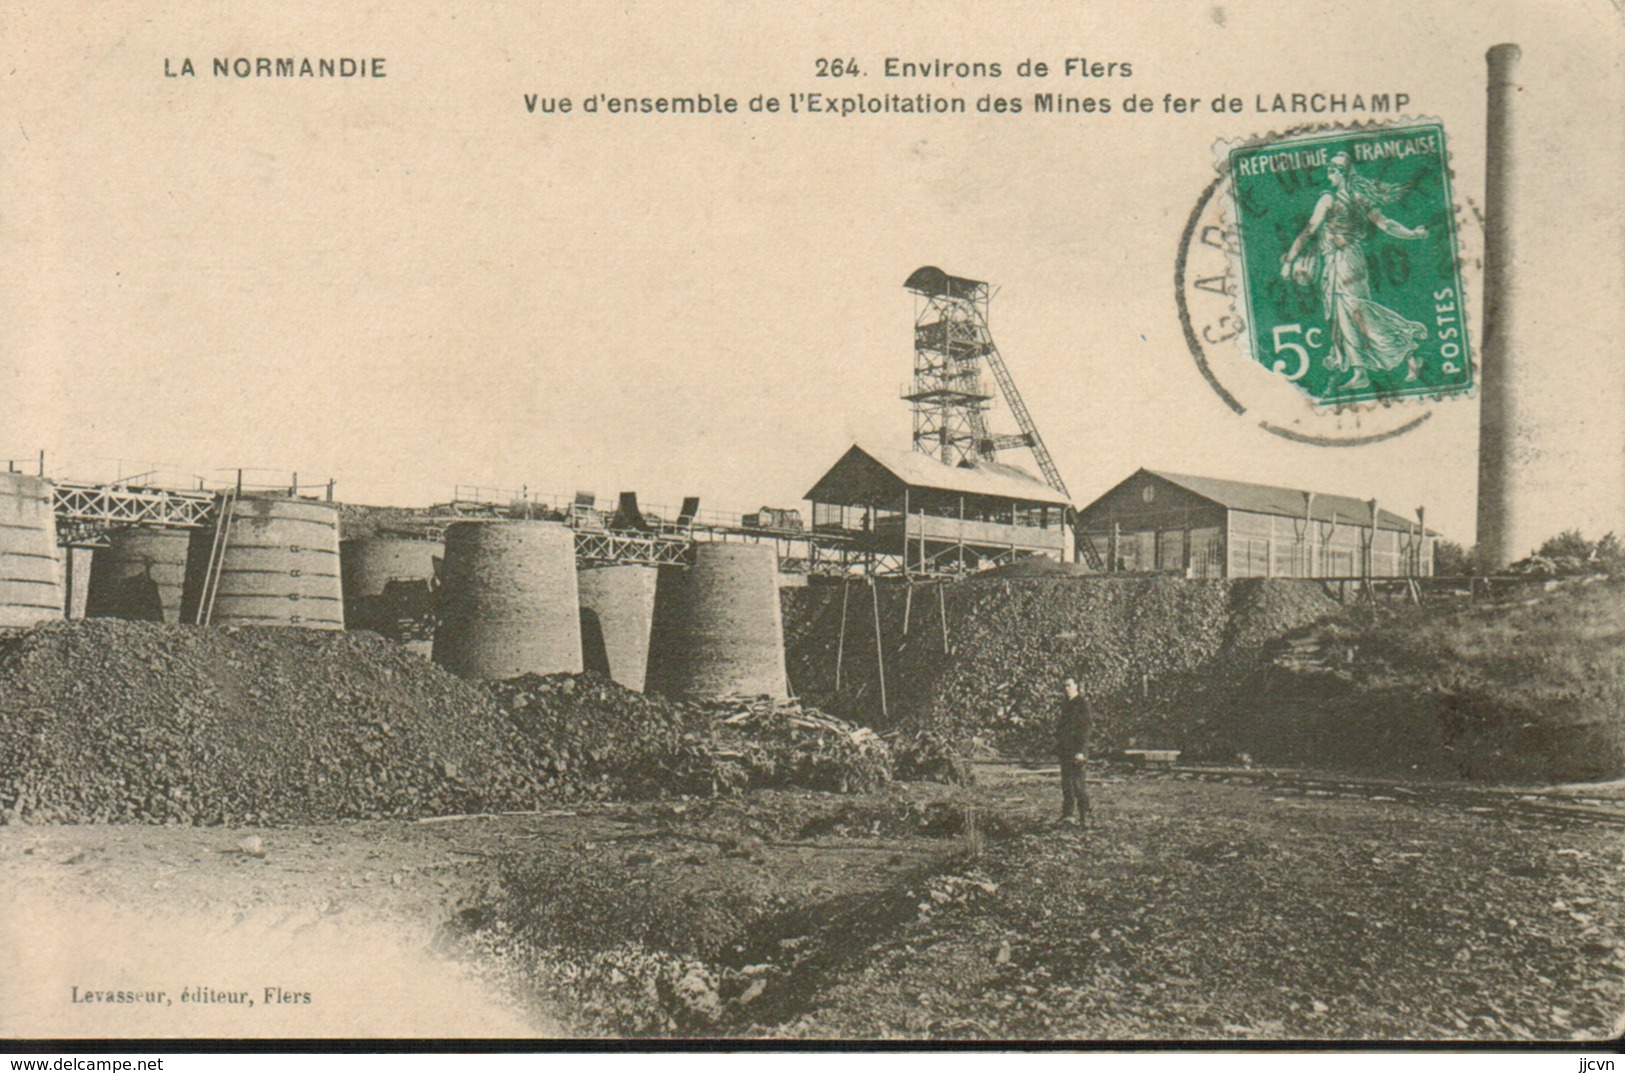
804, 444, 1071, 576
1075, 469, 1435, 579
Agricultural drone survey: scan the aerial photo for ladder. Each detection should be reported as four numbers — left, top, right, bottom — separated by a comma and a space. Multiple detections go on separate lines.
977, 329, 1068, 498
194, 491, 236, 626
1068, 507, 1107, 571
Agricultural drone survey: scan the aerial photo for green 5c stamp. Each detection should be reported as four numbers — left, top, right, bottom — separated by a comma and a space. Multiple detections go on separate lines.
1226, 122, 1472, 405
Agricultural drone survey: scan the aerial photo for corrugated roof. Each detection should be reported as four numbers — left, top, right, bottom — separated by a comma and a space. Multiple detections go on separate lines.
1145, 470, 1431, 533
807, 444, 1072, 506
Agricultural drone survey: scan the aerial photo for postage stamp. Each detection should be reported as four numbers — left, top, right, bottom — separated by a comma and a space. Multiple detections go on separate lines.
1222, 122, 1472, 407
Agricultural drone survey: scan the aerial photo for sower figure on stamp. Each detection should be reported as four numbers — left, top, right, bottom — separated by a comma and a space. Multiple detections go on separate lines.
1057, 675, 1093, 827
1278, 152, 1431, 392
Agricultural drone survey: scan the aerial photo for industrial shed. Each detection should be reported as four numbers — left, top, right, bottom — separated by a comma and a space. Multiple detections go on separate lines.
805, 443, 1071, 576
1075, 469, 1435, 579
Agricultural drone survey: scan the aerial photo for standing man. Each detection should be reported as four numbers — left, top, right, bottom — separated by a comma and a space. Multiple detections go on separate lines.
1057, 675, 1093, 826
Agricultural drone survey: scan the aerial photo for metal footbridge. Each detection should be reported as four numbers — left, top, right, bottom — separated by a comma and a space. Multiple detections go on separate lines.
47, 479, 861, 574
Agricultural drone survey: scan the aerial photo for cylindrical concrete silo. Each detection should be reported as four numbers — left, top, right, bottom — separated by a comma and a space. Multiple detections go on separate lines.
180, 496, 345, 629
341, 534, 442, 655
651, 542, 788, 700
578, 564, 658, 691
86, 527, 191, 623
433, 520, 582, 680
0, 473, 63, 629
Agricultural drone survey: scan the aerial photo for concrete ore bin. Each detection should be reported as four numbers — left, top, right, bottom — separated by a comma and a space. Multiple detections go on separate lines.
578, 564, 658, 692
433, 520, 583, 680
86, 527, 191, 622
180, 497, 344, 629
0, 473, 63, 629
341, 535, 442, 655
649, 542, 788, 700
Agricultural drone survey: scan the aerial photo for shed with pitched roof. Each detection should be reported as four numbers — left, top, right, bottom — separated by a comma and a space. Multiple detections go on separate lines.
804, 443, 1070, 574
1074, 469, 1435, 578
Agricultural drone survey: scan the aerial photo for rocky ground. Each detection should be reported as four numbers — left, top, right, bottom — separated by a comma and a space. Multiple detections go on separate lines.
4, 762, 1621, 1042
4, 576, 1622, 1041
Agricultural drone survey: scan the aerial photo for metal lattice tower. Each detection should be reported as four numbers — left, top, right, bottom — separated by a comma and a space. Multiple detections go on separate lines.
902, 267, 1069, 497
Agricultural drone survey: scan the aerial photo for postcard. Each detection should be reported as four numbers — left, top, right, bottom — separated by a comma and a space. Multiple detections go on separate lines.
2, 0, 1621, 1046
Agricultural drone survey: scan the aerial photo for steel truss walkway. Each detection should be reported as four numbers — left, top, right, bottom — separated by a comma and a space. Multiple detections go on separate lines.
53, 482, 217, 528
47, 481, 859, 573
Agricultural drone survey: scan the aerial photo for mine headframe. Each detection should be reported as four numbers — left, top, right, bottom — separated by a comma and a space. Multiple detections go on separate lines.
903, 267, 1106, 570
902, 266, 1068, 498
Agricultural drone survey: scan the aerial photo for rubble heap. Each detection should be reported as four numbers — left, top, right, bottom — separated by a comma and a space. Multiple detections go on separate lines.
1230, 576, 1625, 782
491, 676, 892, 799
0, 620, 542, 825
0, 621, 891, 826
785, 577, 1340, 757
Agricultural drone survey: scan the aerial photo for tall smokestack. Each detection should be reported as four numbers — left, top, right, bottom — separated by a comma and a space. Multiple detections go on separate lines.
1476, 44, 1531, 571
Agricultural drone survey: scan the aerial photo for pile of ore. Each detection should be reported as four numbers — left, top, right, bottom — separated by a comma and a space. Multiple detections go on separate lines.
0, 620, 542, 825
784, 577, 1339, 758
490, 675, 893, 799
0, 620, 894, 826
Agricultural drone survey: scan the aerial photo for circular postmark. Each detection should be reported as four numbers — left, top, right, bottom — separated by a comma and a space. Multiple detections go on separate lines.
1176, 122, 1481, 447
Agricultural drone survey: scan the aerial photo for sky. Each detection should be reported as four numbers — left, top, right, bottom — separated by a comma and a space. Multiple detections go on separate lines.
3, 0, 1622, 550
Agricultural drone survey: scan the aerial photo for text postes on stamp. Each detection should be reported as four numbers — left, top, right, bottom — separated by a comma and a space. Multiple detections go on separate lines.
1226, 122, 1472, 407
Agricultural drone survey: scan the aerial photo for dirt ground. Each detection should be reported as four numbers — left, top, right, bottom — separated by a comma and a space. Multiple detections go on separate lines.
2, 764, 1623, 1042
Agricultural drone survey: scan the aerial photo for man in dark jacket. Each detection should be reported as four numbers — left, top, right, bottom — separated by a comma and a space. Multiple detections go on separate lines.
1056, 676, 1093, 826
